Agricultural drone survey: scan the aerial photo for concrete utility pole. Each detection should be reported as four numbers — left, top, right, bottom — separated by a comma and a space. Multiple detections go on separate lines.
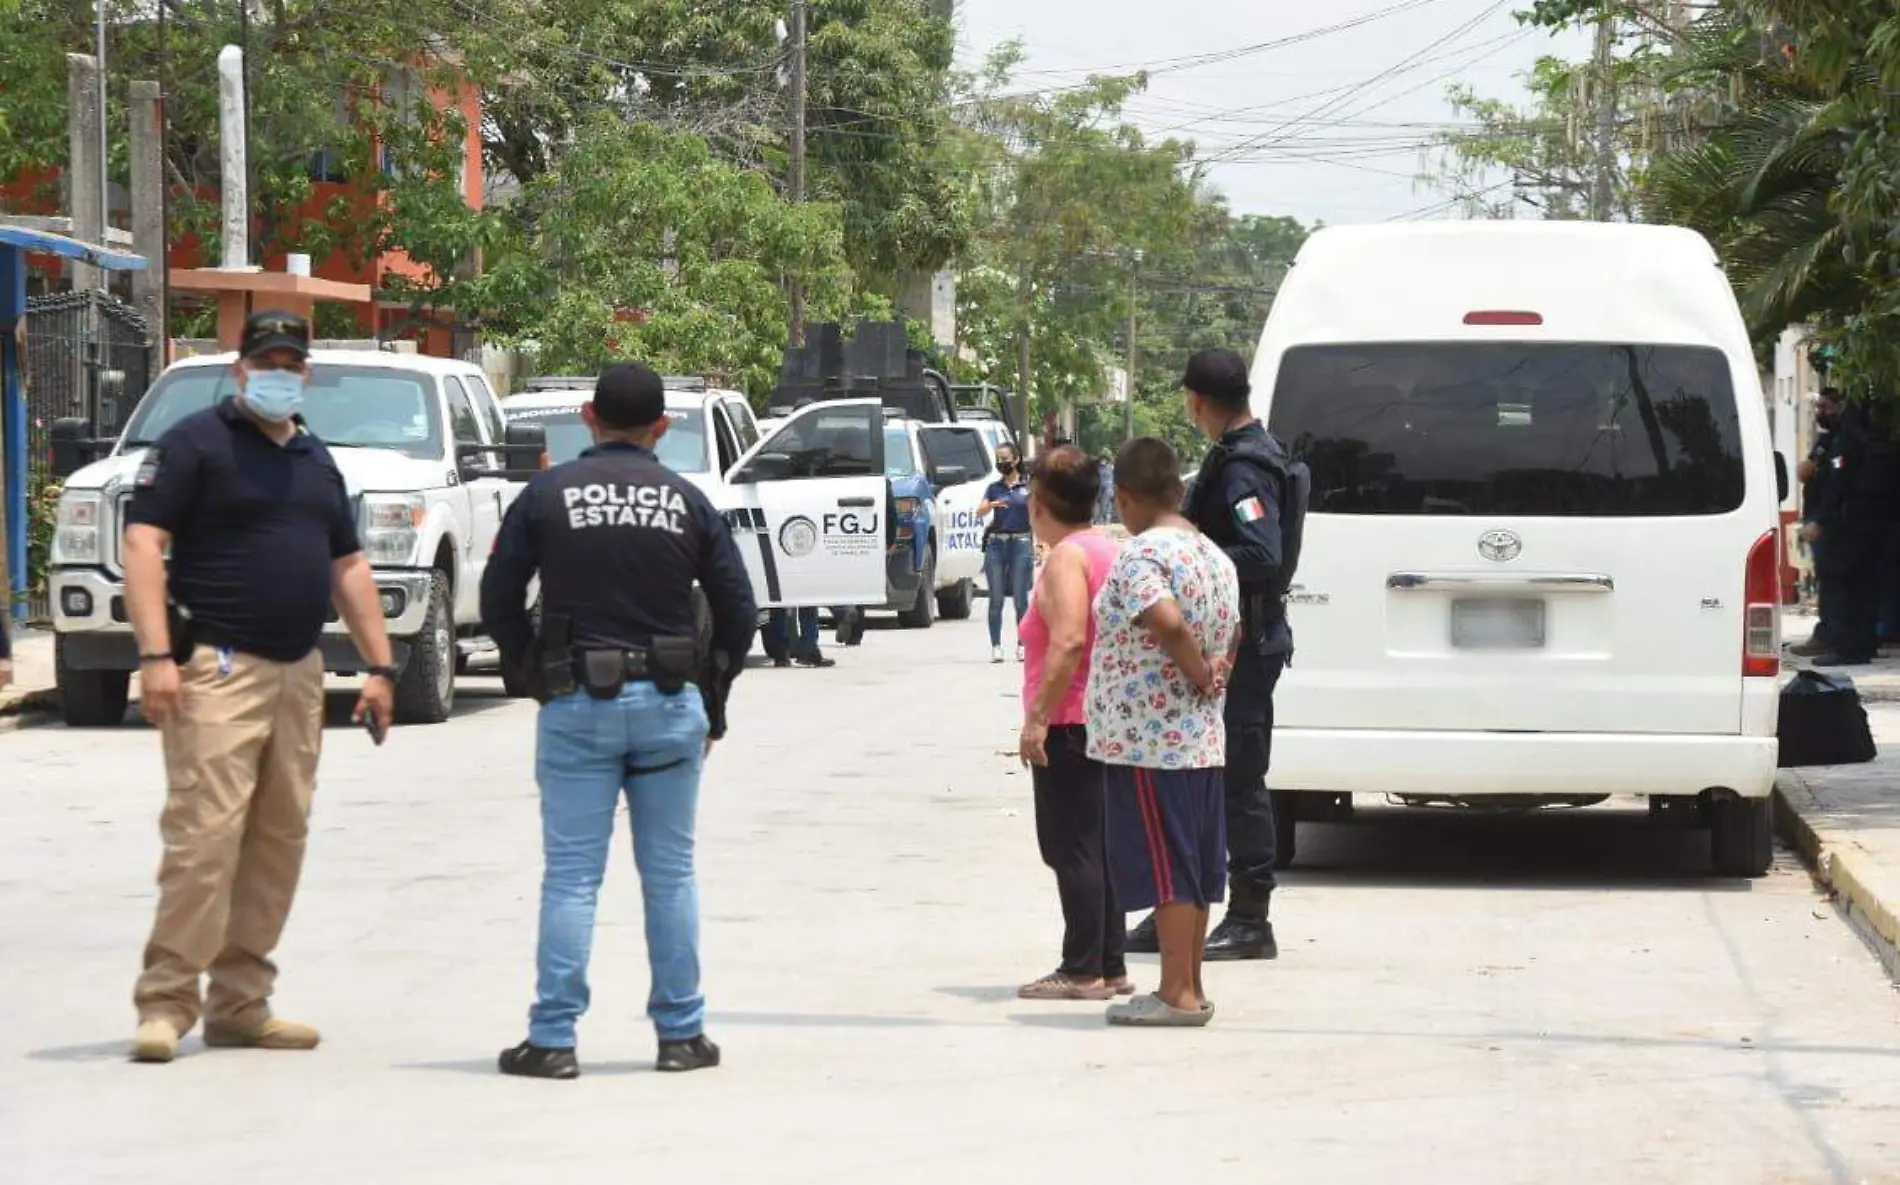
129, 81, 168, 366
95, 1, 109, 251
1589, 14, 1617, 222
67, 54, 106, 291
1123, 254, 1139, 443
216, 46, 250, 270
787, 0, 808, 346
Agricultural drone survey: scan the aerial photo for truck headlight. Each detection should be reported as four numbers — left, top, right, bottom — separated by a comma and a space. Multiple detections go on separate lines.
893, 496, 920, 542
50, 491, 104, 566
359, 492, 426, 566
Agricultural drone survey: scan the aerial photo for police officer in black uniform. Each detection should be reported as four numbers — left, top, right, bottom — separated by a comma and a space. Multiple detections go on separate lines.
1127, 348, 1305, 962
1809, 395, 1899, 667
480, 361, 756, 1080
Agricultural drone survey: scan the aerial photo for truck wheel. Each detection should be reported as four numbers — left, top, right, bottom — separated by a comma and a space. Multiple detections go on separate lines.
1271, 790, 1299, 870
56, 637, 130, 727
898, 552, 937, 629
936, 577, 974, 620
1710, 795, 1773, 878
395, 573, 456, 724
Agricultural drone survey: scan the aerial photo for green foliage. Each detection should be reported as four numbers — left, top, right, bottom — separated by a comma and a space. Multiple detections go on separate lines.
502, 117, 855, 398
23, 475, 61, 607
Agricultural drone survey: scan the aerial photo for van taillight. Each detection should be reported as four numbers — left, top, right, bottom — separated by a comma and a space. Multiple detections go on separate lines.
1463, 310, 1544, 326
1743, 529, 1780, 677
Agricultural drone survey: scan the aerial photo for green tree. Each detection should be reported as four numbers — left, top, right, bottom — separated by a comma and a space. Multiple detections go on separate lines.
504, 116, 862, 398
952, 45, 1210, 441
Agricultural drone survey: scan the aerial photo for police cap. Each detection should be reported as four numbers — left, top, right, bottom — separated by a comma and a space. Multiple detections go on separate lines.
594, 362, 667, 429
1181, 347, 1251, 408
240, 309, 311, 361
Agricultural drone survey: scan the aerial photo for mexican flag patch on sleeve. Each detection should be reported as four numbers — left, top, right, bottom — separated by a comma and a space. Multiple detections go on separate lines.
1233, 495, 1267, 525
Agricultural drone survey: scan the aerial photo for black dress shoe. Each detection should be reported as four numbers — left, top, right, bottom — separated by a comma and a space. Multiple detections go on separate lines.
498, 1040, 580, 1080
1203, 914, 1277, 961
794, 649, 836, 668
657, 1035, 721, 1073
1125, 913, 1159, 954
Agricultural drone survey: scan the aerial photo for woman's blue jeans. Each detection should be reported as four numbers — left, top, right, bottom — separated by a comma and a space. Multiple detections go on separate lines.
984, 534, 1034, 646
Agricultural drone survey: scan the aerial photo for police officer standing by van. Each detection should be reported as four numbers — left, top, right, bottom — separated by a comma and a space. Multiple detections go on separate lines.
1126, 348, 1306, 962
481, 361, 756, 1079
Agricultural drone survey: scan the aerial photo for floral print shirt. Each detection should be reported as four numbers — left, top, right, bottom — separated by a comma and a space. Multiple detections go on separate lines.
1084, 526, 1241, 769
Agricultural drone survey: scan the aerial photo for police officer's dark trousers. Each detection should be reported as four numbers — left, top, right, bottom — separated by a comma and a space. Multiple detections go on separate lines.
1821, 526, 1882, 662
1222, 649, 1285, 910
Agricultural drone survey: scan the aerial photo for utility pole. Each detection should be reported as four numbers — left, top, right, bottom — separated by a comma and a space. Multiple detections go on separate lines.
239, 0, 254, 266
787, 0, 808, 346
95, 0, 109, 255
1123, 253, 1139, 443
1589, 13, 1617, 222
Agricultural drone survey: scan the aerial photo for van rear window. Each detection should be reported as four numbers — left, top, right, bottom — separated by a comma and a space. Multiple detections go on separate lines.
1266, 342, 1747, 517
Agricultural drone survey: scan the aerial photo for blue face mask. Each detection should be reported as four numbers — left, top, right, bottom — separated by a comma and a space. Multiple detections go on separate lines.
243, 369, 306, 422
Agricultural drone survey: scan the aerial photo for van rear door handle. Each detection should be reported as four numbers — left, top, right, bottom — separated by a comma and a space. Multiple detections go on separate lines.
838, 496, 876, 507
1387, 572, 1614, 592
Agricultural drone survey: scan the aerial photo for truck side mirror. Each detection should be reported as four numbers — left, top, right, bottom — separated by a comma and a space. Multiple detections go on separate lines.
50, 418, 96, 480
498, 423, 548, 481
734, 453, 796, 484
929, 464, 968, 489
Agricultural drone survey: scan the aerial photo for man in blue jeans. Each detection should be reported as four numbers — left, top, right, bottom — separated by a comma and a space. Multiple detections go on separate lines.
482, 362, 757, 1079
764, 607, 834, 668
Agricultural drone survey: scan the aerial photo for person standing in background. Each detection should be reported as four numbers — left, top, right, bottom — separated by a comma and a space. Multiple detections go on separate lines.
123, 310, 398, 1064
765, 607, 833, 669
1793, 389, 1842, 658
980, 442, 1033, 663
1016, 446, 1128, 1002
1808, 397, 1891, 667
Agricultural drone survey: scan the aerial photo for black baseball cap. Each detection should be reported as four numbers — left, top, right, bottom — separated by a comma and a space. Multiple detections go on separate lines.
594, 361, 667, 429
1181, 347, 1251, 406
239, 309, 311, 361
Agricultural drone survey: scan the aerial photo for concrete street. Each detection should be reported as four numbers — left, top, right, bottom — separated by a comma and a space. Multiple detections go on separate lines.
3, 615, 1900, 1185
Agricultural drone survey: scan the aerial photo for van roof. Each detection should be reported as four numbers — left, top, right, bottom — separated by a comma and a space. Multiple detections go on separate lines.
1269, 221, 1744, 352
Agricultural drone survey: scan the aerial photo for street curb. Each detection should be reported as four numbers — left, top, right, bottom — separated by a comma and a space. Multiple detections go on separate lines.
1773, 773, 1900, 982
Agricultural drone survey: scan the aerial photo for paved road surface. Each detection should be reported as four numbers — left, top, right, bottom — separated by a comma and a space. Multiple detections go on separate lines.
4, 617, 1899, 1184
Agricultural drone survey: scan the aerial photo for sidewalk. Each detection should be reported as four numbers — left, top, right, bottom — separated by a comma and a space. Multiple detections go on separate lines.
1774, 611, 1900, 977
0, 626, 59, 729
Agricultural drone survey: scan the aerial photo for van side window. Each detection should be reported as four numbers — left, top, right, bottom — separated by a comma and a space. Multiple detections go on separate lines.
1266, 343, 1746, 517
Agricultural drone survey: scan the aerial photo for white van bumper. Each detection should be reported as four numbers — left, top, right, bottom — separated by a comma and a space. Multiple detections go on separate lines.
1271, 730, 1779, 800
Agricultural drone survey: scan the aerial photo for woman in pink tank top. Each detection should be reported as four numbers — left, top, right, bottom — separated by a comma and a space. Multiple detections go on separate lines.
1014, 446, 1130, 1001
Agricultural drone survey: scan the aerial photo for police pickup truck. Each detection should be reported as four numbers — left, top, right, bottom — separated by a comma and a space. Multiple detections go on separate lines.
875, 411, 996, 626
500, 383, 909, 619
44, 350, 545, 727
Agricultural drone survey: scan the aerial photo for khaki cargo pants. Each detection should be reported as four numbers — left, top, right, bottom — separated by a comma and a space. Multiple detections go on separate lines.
133, 648, 326, 1032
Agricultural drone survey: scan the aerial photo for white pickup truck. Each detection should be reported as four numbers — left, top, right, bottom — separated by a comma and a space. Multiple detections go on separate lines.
44, 350, 544, 727
501, 387, 931, 611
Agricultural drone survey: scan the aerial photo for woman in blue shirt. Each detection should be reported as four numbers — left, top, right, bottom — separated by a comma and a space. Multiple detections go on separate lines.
980, 442, 1034, 662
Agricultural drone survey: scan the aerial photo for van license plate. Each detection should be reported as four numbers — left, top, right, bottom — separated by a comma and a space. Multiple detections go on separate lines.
1450, 598, 1545, 649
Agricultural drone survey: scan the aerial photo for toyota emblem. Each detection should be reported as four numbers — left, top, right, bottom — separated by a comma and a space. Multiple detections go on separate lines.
1477, 529, 1522, 563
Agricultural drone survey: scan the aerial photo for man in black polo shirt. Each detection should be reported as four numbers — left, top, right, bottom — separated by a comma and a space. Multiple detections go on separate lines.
122, 310, 398, 1064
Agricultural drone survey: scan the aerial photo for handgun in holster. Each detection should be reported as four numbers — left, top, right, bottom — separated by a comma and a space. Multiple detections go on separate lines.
167, 600, 198, 665
533, 612, 577, 703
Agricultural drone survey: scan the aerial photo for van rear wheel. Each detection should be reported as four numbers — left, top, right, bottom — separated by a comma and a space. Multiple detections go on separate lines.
1710, 795, 1773, 878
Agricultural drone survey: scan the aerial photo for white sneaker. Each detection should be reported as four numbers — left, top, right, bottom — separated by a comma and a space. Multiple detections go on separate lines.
991, 646, 1005, 664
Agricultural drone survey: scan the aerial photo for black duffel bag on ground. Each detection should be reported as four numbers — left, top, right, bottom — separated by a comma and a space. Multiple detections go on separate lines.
1777, 670, 1878, 767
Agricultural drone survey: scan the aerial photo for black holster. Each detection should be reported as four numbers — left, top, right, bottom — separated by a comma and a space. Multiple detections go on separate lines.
167, 600, 198, 665
575, 635, 700, 700
528, 613, 577, 703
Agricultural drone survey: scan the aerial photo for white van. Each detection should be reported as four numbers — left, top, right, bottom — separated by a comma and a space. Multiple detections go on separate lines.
1255, 222, 1786, 877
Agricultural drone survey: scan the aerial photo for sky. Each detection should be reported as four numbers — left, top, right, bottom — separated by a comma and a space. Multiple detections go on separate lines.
954, 0, 1592, 227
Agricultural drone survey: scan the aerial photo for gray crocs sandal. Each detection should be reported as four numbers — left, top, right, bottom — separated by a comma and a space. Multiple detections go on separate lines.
1105, 992, 1214, 1027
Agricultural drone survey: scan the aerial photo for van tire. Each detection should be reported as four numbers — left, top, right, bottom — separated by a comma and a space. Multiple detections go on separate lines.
898, 551, 936, 629
57, 640, 130, 727
1271, 790, 1299, 869
394, 573, 455, 725
1710, 796, 1773, 878
937, 577, 974, 620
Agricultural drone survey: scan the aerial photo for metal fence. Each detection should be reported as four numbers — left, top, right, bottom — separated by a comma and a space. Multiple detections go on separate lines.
19, 290, 152, 619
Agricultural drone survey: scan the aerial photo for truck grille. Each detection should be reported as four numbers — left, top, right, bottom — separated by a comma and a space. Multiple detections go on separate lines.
107, 489, 133, 575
